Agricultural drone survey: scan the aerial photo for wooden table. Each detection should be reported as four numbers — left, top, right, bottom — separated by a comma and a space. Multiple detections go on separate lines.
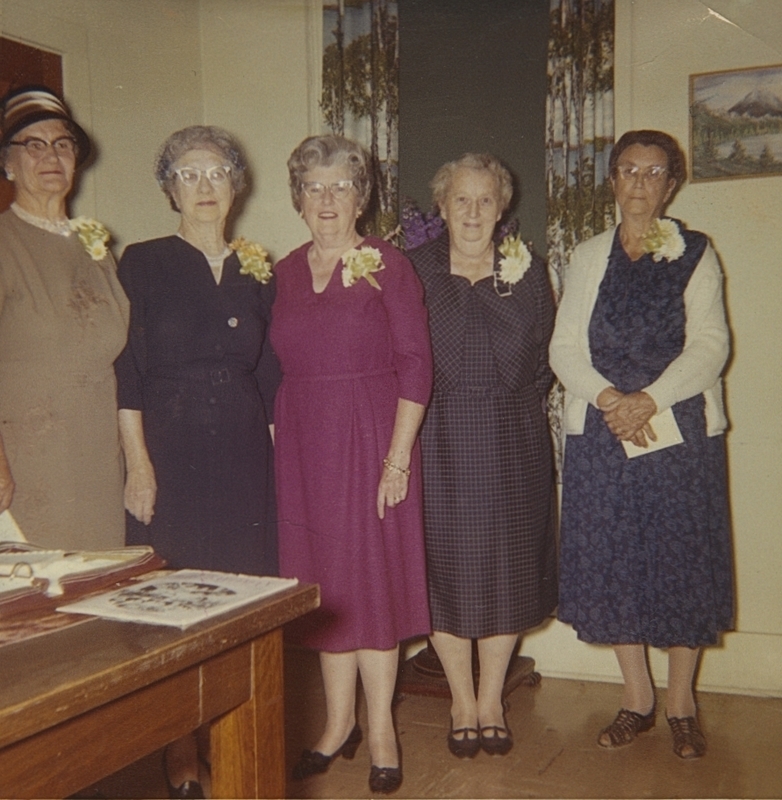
0, 581, 319, 799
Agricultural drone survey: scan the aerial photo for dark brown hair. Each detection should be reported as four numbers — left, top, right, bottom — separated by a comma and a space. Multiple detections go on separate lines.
609, 130, 686, 190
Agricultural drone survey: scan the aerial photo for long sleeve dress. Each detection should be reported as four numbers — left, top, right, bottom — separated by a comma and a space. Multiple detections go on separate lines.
550, 221, 734, 648
0, 209, 129, 548
114, 236, 280, 574
409, 232, 558, 638
271, 236, 433, 652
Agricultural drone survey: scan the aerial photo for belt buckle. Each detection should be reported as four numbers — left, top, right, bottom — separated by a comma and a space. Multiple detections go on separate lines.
210, 368, 230, 385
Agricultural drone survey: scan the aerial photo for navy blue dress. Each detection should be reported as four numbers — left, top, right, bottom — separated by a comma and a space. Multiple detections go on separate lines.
115, 236, 280, 576
558, 226, 734, 648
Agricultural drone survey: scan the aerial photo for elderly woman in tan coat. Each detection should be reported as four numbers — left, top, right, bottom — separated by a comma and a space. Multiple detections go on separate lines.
0, 85, 128, 547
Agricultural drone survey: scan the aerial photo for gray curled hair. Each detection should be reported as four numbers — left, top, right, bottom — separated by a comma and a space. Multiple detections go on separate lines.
154, 125, 248, 210
287, 135, 373, 213
430, 152, 514, 214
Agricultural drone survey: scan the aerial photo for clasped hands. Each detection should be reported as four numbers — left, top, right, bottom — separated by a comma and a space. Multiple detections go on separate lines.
597, 387, 658, 448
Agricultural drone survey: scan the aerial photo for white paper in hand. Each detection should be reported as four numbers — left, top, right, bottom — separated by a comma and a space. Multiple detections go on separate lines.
0, 511, 27, 542
622, 407, 684, 458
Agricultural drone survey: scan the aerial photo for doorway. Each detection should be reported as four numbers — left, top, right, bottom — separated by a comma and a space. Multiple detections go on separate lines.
0, 36, 63, 212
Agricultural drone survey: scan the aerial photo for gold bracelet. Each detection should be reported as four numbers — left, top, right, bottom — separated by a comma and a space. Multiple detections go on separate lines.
383, 457, 411, 477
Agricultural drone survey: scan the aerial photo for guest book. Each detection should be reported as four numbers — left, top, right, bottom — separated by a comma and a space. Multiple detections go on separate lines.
58, 569, 299, 628
0, 541, 165, 618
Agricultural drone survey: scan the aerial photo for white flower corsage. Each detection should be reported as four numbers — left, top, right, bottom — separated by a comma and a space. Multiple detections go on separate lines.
341, 245, 385, 290
230, 237, 273, 283
642, 218, 686, 263
497, 235, 532, 285
69, 217, 110, 261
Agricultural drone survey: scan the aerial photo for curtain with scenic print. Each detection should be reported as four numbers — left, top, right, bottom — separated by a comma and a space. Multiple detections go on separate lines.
546, 0, 615, 472
322, 0, 399, 237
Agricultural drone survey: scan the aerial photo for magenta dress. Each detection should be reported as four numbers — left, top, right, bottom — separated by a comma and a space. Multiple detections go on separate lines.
271, 236, 433, 652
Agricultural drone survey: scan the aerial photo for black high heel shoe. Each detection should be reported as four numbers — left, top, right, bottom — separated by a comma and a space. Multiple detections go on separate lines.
369, 765, 402, 795
292, 724, 363, 779
166, 780, 204, 799
164, 750, 205, 798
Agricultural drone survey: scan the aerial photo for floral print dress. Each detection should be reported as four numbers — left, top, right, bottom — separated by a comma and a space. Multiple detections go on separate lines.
558, 227, 734, 648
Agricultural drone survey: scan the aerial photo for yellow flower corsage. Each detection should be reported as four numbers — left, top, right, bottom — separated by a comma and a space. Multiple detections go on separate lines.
341, 246, 385, 290
497, 234, 532, 285
230, 237, 273, 283
69, 216, 110, 261
642, 218, 686, 263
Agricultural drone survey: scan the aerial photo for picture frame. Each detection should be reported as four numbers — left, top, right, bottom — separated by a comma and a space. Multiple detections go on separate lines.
689, 63, 782, 182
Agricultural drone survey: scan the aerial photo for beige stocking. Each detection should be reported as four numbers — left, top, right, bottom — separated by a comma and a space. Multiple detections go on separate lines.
666, 646, 700, 718
614, 643, 655, 714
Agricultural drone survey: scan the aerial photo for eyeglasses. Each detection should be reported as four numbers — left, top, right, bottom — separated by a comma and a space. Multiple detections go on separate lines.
301, 180, 355, 200
8, 136, 77, 158
173, 165, 232, 187
615, 164, 669, 184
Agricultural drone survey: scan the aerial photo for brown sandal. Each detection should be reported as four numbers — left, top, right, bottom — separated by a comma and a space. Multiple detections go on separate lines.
667, 715, 706, 759
598, 708, 655, 748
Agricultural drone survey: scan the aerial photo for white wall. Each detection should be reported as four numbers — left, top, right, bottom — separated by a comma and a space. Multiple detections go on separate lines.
199, 0, 321, 260
0, 0, 320, 256
0, 0, 203, 249
522, 0, 782, 698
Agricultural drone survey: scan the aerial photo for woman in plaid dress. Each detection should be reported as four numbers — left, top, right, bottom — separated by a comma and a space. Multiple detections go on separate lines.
408, 154, 557, 759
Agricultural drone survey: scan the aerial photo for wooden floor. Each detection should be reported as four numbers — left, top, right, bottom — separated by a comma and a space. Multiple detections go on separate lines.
90, 644, 782, 799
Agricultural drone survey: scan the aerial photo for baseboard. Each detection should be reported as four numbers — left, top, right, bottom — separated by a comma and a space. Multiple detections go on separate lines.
518, 620, 782, 698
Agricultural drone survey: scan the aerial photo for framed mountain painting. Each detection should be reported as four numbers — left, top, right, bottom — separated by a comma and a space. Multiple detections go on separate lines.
690, 63, 782, 181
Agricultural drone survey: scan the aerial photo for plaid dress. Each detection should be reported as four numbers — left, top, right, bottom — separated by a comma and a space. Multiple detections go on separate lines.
409, 234, 557, 638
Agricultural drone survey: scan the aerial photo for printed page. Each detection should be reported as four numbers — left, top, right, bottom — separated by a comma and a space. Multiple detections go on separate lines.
57, 569, 299, 628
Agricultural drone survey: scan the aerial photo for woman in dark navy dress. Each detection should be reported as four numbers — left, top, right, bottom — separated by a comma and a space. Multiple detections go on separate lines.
114, 126, 280, 797
550, 130, 733, 760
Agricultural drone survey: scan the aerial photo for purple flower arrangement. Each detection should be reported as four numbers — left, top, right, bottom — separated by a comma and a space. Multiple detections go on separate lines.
399, 197, 523, 252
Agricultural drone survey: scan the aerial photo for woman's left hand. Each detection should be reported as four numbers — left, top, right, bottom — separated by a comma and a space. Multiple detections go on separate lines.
602, 391, 657, 443
377, 461, 410, 520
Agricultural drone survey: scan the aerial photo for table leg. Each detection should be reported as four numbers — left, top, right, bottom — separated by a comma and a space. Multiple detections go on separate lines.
210, 628, 286, 799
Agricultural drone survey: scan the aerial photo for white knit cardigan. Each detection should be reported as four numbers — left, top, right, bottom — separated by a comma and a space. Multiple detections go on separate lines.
549, 226, 729, 437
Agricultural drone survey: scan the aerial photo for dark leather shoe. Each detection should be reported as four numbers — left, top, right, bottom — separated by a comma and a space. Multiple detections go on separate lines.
369, 765, 402, 795
667, 715, 706, 759
480, 723, 513, 756
447, 721, 480, 758
167, 779, 205, 799
598, 707, 655, 748
292, 724, 362, 779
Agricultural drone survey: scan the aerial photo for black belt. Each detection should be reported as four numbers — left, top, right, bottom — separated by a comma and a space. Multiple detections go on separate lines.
147, 366, 250, 386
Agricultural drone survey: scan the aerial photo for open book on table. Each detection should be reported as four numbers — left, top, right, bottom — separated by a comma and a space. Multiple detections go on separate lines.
0, 541, 166, 619
57, 569, 299, 629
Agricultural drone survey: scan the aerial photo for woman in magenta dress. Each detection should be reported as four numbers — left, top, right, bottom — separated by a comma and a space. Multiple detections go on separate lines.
272, 135, 432, 795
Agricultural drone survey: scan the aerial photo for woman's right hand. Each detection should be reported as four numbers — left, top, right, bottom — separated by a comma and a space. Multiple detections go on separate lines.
124, 464, 157, 525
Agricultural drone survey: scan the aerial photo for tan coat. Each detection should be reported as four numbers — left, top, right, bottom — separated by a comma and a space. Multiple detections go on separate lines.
0, 210, 129, 548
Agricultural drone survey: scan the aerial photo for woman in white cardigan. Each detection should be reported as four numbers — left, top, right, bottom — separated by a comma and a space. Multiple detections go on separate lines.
550, 130, 732, 760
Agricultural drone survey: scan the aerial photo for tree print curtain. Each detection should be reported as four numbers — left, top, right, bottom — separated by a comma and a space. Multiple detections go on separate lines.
322, 0, 399, 237
546, 0, 615, 472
